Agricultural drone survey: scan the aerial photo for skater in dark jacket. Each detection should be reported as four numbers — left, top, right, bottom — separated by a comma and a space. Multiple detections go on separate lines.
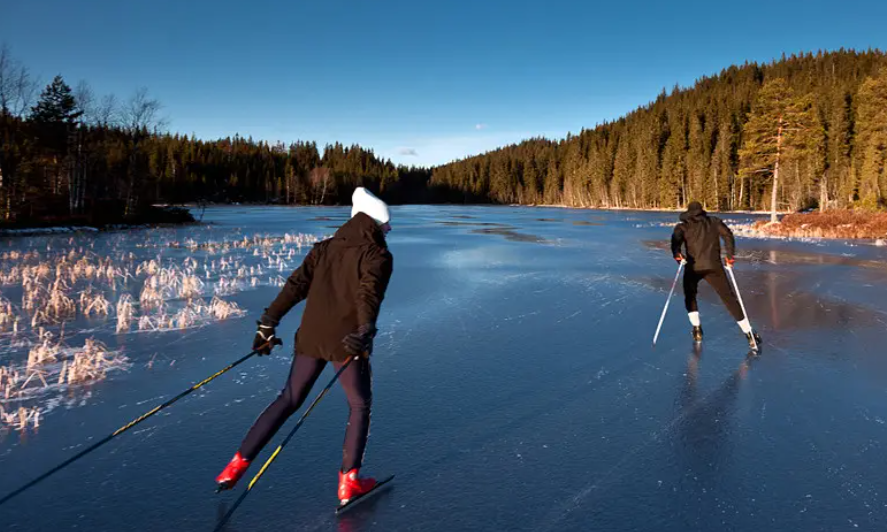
216, 187, 394, 505
671, 201, 761, 350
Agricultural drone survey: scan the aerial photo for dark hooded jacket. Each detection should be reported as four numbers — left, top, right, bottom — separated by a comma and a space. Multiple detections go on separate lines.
261, 212, 394, 362
671, 202, 735, 271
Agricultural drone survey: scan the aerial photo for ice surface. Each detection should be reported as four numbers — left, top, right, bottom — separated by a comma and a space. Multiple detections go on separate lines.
1, 205, 886, 531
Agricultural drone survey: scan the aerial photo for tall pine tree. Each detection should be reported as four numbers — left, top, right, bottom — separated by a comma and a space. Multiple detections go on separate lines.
855, 68, 887, 209
739, 78, 818, 222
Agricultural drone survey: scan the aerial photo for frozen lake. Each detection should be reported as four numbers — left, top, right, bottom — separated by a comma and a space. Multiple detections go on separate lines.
2, 205, 887, 531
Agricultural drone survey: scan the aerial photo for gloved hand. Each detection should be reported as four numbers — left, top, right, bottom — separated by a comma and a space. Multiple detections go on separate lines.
253, 321, 282, 355
674, 254, 686, 265
342, 324, 377, 357
725, 256, 735, 268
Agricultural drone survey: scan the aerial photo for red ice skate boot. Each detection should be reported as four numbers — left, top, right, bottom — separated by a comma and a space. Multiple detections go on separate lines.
337, 468, 377, 505
215, 451, 251, 491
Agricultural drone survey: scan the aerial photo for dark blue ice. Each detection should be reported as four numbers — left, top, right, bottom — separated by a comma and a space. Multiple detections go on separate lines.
2, 206, 886, 531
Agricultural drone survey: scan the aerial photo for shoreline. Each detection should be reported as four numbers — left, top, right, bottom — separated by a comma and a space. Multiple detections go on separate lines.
6, 204, 884, 244
182, 201, 780, 217
526, 204, 887, 242
746, 211, 887, 242
0, 221, 203, 238
0, 205, 198, 238
728, 222, 886, 246
521, 203, 778, 216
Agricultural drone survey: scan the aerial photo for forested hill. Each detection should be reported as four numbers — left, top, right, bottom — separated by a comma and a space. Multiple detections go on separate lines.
430, 50, 887, 214
2, 48, 886, 227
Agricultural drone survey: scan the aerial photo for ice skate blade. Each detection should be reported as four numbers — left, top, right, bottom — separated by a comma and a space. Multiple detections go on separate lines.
336, 475, 395, 515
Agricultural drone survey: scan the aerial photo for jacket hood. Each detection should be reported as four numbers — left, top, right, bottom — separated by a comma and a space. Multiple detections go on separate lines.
680, 201, 707, 223
333, 212, 387, 248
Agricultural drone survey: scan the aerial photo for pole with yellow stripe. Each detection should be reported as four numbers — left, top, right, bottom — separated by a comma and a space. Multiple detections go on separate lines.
213, 356, 358, 532
0, 341, 277, 507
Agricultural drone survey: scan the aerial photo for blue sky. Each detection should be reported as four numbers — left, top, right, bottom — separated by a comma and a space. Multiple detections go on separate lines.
2, 0, 885, 166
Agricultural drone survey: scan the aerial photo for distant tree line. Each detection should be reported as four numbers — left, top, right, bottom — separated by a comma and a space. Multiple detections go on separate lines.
431, 50, 887, 218
0, 44, 435, 226
2, 47, 886, 227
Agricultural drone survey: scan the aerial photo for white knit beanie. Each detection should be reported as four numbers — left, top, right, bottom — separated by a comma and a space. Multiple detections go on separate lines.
351, 187, 390, 224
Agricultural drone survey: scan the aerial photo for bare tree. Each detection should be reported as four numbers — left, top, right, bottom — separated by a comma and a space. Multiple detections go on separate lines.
0, 43, 38, 117
309, 167, 331, 205
0, 43, 38, 220
67, 81, 123, 216
122, 87, 165, 215
96, 94, 118, 127
123, 87, 165, 133
74, 81, 97, 125
72, 81, 119, 127
69, 81, 103, 215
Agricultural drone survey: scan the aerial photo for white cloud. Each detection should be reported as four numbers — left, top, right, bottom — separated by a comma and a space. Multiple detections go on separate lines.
475, 123, 487, 130
381, 131, 547, 167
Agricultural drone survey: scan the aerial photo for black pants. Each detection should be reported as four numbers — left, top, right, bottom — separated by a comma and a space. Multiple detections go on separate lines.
683, 267, 745, 322
238, 353, 372, 472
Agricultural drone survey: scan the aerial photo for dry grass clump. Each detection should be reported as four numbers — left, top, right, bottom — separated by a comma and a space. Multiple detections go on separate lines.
59, 338, 126, 385
136, 297, 244, 331
0, 266, 22, 285
0, 405, 40, 431
1, 336, 127, 431
181, 274, 204, 299
136, 259, 160, 276
140, 266, 207, 306
0, 296, 17, 332
167, 232, 319, 255
80, 289, 111, 317
26, 329, 61, 370
208, 296, 244, 320
0, 228, 320, 431
139, 274, 165, 309
68, 256, 120, 286
0, 365, 24, 399
116, 294, 134, 332
754, 211, 887, 239
214, 276, 241, 296
23, 276, 79, 327
46, 278, 77, 319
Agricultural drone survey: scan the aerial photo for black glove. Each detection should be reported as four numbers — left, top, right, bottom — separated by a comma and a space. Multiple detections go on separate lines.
253, 321, 282, 355
342, 324, 377, 357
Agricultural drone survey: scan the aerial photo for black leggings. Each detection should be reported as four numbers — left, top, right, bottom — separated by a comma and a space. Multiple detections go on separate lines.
683, 267, 745, 322
238, 353, 372, 472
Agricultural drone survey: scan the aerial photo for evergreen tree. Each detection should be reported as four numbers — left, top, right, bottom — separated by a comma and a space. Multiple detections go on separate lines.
31, 75, 82, 124
710, 115, 735, 209
855, 68, 887, 208
659, 112, 686, 209
686, 112, 707, 206
739, 78, 818, 222
825, 90, 853, 209
611, 131, 634, 207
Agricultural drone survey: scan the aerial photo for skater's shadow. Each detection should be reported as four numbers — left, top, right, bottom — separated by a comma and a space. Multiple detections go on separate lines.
673, 348, 759, 488
335, 485, 396, 532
